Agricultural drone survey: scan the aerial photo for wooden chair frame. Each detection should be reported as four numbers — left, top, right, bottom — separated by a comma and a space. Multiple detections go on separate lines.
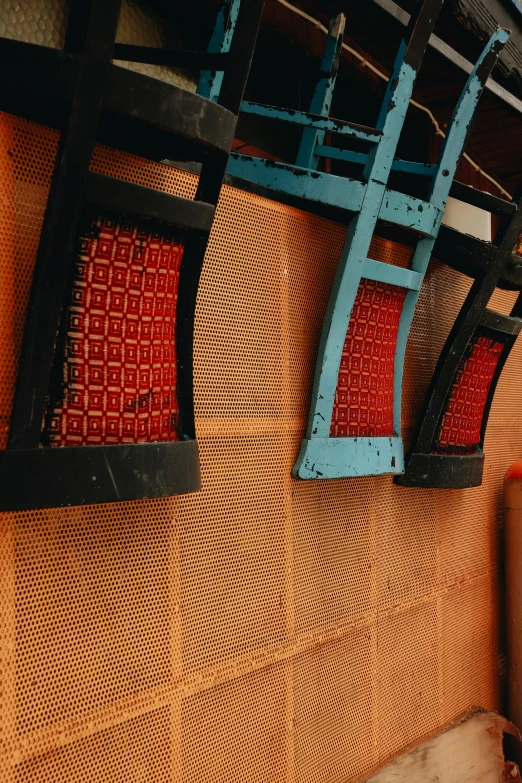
397, 184, 522, 488
0, 0, 265, 510
227, 0, 508, 480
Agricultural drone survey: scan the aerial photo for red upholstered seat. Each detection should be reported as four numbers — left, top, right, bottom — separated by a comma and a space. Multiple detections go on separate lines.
433, 334, 504, 454
44, 213, 182, 446
330, 278, 406, 438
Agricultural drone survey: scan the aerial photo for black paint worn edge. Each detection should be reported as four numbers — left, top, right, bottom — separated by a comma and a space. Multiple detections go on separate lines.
7, 0, 124, 451
85, 172, 215, 232
0, 38, 237, 155
0, 440, 201, 511
0, 0, 265, 507
405, 191, 522, 473
108, 65, 236, 153
403, 0, 445, 71
434, 225, 522, 290
480, 308, 522, 335
113, 44, 234, 69
448, 181, 515, 217
395, 451, 484, 488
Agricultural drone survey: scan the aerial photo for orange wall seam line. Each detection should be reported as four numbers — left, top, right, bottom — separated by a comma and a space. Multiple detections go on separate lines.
0, 110, 516, 783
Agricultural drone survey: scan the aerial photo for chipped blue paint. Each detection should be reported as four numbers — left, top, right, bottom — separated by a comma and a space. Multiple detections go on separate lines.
315, 145, 437, 178
294, 28, 508, 480
315, 146, 367, 166
292, 437, 404, 479
362, 258, 423, 291
197, 0, 240, 102
295, 13, 346, 170
218, 1, 507, 480
239, 103, 382, 143
303, 58, 419, 444
379, 190, 441, 237
390, 28, 510, 440
228, 155, 440, 235
390, 159, 436, 177
227, 153, 366, 211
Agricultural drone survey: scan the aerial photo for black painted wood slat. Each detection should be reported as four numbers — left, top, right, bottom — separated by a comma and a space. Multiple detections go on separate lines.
84, 172, 215, 232
113, 43, 234, 69
0, 0, 266, 509
8, 0, 124, 450
449, 179, 515, 216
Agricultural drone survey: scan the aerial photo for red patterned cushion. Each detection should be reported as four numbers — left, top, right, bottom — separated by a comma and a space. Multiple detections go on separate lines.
44, 213, 183, 446
330, 278, 406, 438
434, 334, 504, 454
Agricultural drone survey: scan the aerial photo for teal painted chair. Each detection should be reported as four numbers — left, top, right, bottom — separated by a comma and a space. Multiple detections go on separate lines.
224, 0, 509, 479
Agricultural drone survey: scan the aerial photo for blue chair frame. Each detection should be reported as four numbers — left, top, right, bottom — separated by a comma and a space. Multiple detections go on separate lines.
224, 0, 508, 479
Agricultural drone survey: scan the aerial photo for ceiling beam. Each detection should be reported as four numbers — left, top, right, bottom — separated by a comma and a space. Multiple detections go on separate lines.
373, 0, 522, 116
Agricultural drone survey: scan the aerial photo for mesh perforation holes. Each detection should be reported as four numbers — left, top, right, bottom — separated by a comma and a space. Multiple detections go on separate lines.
0, 110, 514, 783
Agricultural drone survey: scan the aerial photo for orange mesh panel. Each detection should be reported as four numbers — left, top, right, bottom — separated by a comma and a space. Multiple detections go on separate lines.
182, 664, 287, 783
0, 112, 59, 448
0, 111, 516, 783
441, 571, 500, 722
43, 213, 182, 446
376, 602, 439, 759
330, 280, 407, 438
293, 628, 374, 782
368, 236, 414, 269
434, 335, 504, 454
15, 710, 173, 783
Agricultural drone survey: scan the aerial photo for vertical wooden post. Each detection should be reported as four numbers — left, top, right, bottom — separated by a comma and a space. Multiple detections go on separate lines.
295, 13, 346, 171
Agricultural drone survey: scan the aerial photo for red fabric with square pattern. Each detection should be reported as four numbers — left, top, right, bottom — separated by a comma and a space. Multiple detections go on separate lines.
43, 213, 182, 446
330, 278, 406, 438
433, 334, 504, 454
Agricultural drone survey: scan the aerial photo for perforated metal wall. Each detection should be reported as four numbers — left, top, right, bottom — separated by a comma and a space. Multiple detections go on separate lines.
0, 112, 516, 783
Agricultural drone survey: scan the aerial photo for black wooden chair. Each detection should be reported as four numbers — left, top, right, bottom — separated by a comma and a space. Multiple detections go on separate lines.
397, 183, 522, 488
0, 0, 265, 510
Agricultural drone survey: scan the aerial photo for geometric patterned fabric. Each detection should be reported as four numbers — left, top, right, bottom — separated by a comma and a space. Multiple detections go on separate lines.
433, 334, 504, 454
330, 278, 407, 438
43, 212, 182, 446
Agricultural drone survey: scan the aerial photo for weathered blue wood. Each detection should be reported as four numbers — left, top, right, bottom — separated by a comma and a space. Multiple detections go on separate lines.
315, 144, 437, 177
227, 153, 365, 211
379, 190, 441, 237
292, 437, 404, 479
391, 159, 436, 176
218, 0, 507, 480
314, 145, 367, 166
294, 17, 507, 480
197, 0, 240, 102
228, 154, 439, 233
239, 103, 382, 143
295, 13, 346, 170
390, 27, 509, 436
301, 49, 429, 442
362, 258, 423, 291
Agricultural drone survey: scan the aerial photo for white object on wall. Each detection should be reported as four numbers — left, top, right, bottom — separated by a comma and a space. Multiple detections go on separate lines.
442, 195, 492, 241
